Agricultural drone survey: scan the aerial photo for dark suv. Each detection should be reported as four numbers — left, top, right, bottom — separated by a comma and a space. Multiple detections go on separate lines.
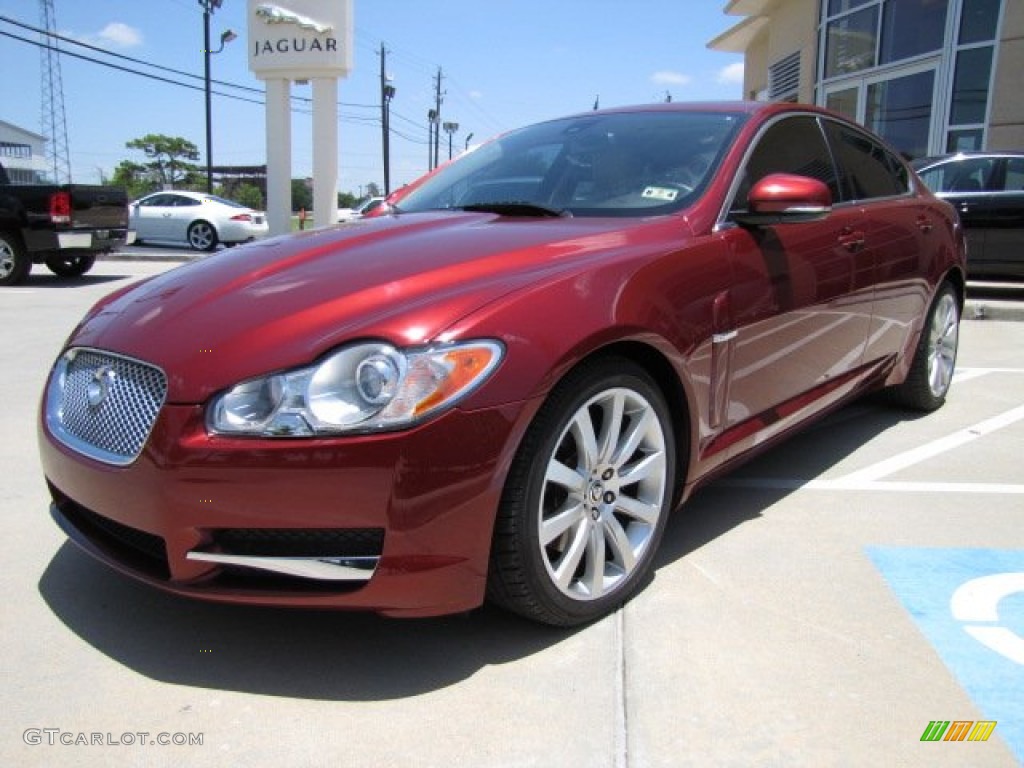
914, 151, 1024, 280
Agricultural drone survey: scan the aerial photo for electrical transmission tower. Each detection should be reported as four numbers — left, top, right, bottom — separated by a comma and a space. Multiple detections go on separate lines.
39, 0, 72, 183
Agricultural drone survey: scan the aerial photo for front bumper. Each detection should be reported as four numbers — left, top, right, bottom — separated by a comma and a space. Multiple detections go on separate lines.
39, 399, 532, 617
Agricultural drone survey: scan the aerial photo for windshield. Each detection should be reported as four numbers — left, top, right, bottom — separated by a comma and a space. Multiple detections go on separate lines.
398, 110, 746, 218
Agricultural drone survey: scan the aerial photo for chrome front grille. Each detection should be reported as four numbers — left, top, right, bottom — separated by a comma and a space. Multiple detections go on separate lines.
45, 348, 167, 466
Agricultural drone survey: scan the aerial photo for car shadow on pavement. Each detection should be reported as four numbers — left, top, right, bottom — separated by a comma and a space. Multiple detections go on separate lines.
656, 398, 923, 567
37, 543, 579, 702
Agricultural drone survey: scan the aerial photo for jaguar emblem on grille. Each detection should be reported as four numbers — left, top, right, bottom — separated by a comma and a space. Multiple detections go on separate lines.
87, 366, 117, 408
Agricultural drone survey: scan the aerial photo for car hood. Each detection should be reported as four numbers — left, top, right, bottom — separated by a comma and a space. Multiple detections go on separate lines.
70, 211, 682, 403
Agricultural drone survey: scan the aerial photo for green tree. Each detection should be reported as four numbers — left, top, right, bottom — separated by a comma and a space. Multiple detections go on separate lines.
291, 178, 313, 212
125, 134, 200, 189
232, 183, 264, 210
110, 160, 157, 200
337, 191, 358, 209
364, 182, 382, 198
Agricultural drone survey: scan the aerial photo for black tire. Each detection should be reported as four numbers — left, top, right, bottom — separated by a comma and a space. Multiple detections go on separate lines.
889, 281, 960, 411
187, 220, 218, 252
45, 252, 96, 278
0, 231, 30, 286
487, 358, 676, 626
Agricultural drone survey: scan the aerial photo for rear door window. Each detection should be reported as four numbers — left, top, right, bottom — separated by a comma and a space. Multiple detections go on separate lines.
824, 121, 908, 200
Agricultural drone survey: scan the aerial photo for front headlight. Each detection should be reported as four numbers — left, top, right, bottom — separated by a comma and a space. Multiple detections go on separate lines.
207, 340, 503, 437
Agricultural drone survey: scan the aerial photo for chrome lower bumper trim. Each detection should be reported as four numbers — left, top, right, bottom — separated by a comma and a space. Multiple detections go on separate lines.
186, 551, 378, 581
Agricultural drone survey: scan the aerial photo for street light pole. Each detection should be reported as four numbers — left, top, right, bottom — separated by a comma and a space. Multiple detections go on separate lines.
200, 0, 233, 194
443, 121, 459, 161
203, 3, 212, 192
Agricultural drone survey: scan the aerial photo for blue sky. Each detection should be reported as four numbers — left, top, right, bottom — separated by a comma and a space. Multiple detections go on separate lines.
0, 0, 744, 195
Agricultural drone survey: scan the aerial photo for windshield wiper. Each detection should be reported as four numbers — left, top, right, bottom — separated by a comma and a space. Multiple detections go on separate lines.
458, 201, 571, 218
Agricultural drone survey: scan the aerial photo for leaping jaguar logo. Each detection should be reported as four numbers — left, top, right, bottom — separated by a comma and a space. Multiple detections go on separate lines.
87, 366, 117, 408
254, 4, 333, 34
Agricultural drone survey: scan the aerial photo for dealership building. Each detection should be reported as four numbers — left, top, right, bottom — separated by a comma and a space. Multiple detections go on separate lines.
709, 0, 1024, 159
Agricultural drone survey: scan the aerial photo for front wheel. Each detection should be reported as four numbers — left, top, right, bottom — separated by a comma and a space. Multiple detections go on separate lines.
488, 358, 676, 626
45, 252, 96, 278
889, 281, 960, 411
187, 220, 218, 251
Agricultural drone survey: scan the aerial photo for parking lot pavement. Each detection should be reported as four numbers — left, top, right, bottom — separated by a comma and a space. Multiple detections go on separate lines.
3, 261, 1022, 767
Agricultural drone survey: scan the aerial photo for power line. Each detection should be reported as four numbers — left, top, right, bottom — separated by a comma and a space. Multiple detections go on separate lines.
0, 15, 378, 110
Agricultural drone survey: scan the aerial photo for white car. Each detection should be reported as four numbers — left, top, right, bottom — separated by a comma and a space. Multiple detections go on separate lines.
130, 191, 269, 251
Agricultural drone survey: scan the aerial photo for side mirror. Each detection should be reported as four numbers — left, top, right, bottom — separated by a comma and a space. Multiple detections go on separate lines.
732, 173, 832, 227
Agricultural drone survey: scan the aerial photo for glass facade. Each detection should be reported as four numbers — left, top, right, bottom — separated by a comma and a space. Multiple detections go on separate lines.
819, 0, 1003, 158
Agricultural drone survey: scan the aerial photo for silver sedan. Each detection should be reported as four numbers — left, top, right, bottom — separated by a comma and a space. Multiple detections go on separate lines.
130, 191, 269, 251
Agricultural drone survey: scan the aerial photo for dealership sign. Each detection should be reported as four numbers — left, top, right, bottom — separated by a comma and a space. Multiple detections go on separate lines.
247, 0, 352, 80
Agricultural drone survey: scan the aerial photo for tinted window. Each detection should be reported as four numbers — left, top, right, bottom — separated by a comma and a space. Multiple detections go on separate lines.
731, 116, 839, 211
919, 157, 996, 193
1002, 158, 1024, 192
170, 195, 201, 207
824, 122, 906, 200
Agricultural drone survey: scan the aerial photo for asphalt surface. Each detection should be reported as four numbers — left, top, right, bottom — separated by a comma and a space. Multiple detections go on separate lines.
3, 258, 1022, 767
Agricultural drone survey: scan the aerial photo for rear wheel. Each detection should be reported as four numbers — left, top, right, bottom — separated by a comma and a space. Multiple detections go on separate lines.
0, 231, 30, 286
45, 252, 96, 278
889, 281, 960, 411
187, 220, 218, 251
488, 358, 676, 626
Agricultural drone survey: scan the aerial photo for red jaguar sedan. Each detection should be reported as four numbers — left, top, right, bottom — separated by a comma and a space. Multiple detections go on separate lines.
39, 102, 965, 626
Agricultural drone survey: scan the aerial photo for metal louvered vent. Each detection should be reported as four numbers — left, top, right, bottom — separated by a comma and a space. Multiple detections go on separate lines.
45, 348, 167, 466
769, 51, 801, 101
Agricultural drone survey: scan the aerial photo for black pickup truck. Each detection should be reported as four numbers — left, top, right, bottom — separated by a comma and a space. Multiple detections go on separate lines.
0, 161, 133, 286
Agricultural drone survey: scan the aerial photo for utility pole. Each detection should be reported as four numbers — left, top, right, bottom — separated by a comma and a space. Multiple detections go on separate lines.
39, 0, 71, 183
432, 67, 444, 171
379, 45, 395, 195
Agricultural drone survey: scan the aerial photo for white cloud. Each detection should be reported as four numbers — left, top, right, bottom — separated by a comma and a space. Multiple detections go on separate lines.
651, 70, 692, 86
717, 62, 745, 85
95, 22, 143, 48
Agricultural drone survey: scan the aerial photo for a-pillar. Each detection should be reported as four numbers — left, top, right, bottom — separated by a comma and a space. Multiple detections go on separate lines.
312, 77, 338, 228
265, 77, 292, 237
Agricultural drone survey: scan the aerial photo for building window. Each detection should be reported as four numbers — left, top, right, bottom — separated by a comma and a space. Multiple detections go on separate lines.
0, 142, 32, 159
879, 0, 948, 64
866, 69, 935, 159
951, 46, 993, 125
959, 0, 1001, 43
825, 6, 879, 77
945, 0, 999, 150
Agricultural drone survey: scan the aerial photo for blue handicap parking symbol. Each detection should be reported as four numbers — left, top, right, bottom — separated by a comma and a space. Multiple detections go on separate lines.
868, 547, 1024, 763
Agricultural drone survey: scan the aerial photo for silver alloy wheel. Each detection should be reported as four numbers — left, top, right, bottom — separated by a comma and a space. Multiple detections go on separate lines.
538, 387, 668, 601
188, 222, 216, 251
0, 239, 14, 279
927, 290, 959, 397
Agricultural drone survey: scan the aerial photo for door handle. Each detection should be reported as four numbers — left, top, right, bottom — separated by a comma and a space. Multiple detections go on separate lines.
838, 227, 865, 252
916, 215, 933, 234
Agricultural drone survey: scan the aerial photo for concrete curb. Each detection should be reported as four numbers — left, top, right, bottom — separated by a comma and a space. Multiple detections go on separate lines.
964, 299, 1024, 322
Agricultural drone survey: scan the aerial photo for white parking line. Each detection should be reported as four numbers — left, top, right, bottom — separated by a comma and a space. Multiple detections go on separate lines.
835, 403, 1024, 484
722, 369, 1024, 494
